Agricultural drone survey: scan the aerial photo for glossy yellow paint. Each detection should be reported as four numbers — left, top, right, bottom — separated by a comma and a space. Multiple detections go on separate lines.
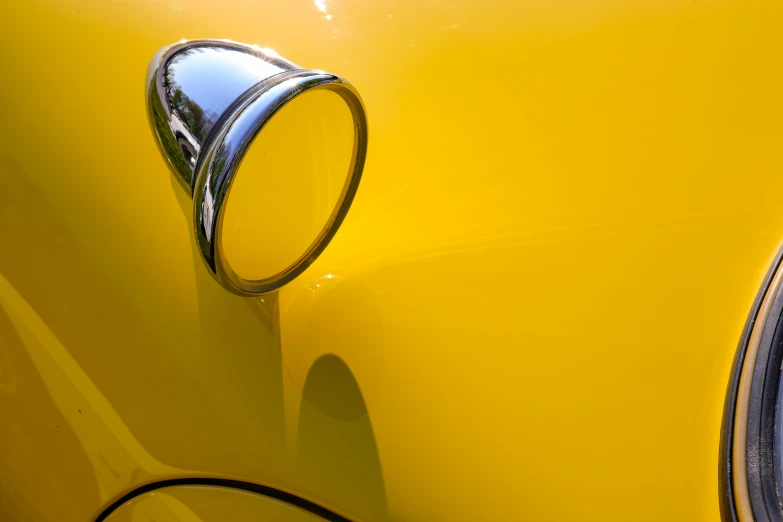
0, 0, 782, 521
103, 486, 324, 522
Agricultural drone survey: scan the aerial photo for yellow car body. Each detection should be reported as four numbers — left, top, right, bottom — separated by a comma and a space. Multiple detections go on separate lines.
1, 0, 782, 520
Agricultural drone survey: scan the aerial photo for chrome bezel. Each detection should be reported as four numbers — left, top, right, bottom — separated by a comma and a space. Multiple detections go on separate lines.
146, 39, 368, 296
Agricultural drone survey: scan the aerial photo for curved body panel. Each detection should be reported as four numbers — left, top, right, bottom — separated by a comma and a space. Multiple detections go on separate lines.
0, 0, 782, 521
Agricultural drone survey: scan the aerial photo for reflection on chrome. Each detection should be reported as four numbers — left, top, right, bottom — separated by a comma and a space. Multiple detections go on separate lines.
146, 39, 368, 296
147, 40, 301, 190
